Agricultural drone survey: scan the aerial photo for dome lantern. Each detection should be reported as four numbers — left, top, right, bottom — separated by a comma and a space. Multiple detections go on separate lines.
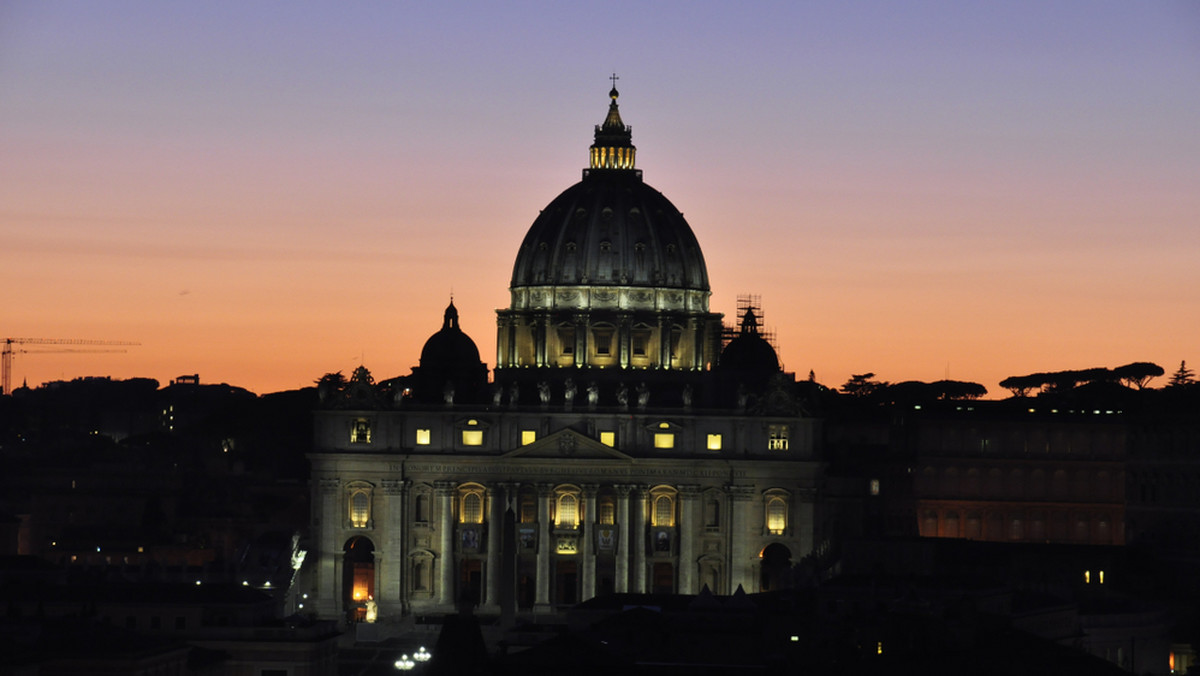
589, 75, 636, 171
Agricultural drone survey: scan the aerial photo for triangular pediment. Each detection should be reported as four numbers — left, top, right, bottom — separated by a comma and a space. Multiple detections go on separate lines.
502, 428, 632, 461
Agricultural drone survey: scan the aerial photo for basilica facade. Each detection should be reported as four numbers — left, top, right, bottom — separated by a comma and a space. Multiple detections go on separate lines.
307, 86, 821, 621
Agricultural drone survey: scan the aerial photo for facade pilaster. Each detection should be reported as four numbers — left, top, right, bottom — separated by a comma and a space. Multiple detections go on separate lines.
315, 477, 341, 618
380, 479, 408, 616
727, 484, 755, 593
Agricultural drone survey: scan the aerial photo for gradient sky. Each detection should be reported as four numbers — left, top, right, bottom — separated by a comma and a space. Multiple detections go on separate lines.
3, 2, 1198, 396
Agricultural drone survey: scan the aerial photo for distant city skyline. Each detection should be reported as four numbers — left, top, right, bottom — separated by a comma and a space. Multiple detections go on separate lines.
3, 2, 1198, 395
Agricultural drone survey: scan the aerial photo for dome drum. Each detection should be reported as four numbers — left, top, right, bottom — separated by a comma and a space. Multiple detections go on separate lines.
509, 285, 710, 313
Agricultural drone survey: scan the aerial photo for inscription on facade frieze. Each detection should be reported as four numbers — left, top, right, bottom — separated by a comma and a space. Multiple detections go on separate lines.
405, 464, 744, 479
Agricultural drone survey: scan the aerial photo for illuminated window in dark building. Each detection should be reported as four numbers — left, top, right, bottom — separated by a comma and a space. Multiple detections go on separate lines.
416, 428, 431, 445
347, 482, 373, 528
350, 491, 370, 528
768, 424, 789, 450
351, 418, 371, 444
600, 431, 616, 446
461, 419, 483, 446
461, 492, 483, 524
599, 499, 615, 525
707, 433, 722, 450
766, 497, 787, 535
557, 494, 578, 528
653, 495, 674, 527
521, 430, 537, 445
654, 422, 675, 449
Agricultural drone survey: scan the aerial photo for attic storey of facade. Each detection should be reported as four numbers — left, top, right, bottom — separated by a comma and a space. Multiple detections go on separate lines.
306, 84, 818, 624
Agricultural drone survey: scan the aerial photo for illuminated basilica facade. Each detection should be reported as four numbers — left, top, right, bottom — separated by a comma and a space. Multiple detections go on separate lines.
307, 86, 820, 621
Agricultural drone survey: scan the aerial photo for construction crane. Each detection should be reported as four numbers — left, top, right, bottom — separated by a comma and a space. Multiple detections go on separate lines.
2, 338, 140, 395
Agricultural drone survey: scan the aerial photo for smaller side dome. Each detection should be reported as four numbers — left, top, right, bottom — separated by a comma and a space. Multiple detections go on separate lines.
414, 301, 488, 404
719, 307, 780, 374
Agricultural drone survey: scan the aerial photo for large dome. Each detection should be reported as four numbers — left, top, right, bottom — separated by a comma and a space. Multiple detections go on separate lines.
495, 84, 724, 381
510, 170, 709, 292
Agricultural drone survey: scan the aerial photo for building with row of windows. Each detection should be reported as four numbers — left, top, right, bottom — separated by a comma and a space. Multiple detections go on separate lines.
307, 86, 820, 621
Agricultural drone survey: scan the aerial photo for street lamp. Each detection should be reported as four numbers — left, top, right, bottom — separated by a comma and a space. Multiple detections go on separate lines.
394, 655, 415, 671
414, 646, 431, 662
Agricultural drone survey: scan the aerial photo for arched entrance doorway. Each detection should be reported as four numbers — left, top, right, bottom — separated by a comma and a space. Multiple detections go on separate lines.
343, 536, 375, 623
759, 543, 792, 592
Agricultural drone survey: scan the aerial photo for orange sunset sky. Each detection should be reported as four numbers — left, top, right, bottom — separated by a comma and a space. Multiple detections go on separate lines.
3, 2, 1198, 396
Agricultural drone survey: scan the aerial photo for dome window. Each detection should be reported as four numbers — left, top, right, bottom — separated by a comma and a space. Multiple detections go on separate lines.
593, 326, 614, 356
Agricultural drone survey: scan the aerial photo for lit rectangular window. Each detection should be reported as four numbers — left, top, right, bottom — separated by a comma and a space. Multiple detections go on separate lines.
351, 419, 371, 444
556, 494, 578, 528
461, 493, 483, 524
600, 431, 615, 447
654, 433, 675, 449
870, 479, 880, 495
521, 430, 537, 445
594, 328, 613, 355
632, 329, 650, 357
462, 430, 483, 446
599, 501, 615, 525
767, 498, 787, 534
558, 327, 575, 355
350, 492, 370, 528
416, 429, 431, 445
768, 424, 789, 450
707, 433, 722, 450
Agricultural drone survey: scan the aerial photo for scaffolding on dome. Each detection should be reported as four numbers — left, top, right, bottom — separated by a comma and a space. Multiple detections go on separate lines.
722, 294, 778, 348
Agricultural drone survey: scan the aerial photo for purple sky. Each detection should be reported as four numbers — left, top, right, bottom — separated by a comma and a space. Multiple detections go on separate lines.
3, 2, 1198, 394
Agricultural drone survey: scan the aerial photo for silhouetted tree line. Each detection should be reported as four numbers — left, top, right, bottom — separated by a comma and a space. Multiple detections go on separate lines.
839, 373, 987, 403
999, 362, 1166, 397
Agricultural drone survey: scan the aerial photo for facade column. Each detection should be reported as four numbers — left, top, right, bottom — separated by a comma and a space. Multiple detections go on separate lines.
632, 485, 647, 593
483, 485, 503, 610
580, 484, 598, 601
380, 479, 408, 616
727, 484, 755, 593
574, 313, 588, 367
535, 314, 548, 367
658, 316, 670, 368
677, 484, 700, 595
534, 483, 553, 610
614, 484, 631, 592
435, 481, 456, 607
618, 312, 631, 368
496, 316, 507, 369
688, 317, 702, 370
